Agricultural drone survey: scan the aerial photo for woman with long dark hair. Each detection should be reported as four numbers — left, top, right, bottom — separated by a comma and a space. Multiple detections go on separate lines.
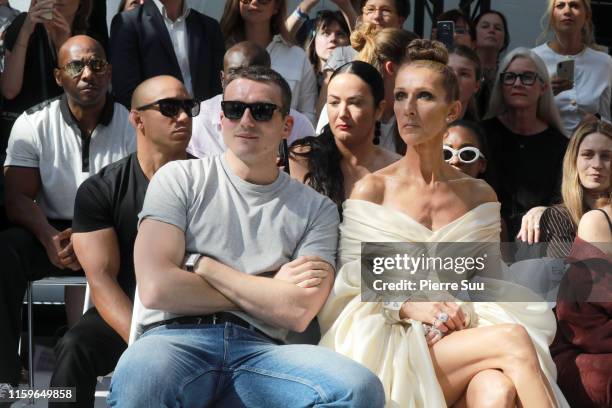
290, 60, 399, 210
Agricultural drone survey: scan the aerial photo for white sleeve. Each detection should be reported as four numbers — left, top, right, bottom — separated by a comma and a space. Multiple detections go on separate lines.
287, 109, 316, 145
4, 114, 40, 168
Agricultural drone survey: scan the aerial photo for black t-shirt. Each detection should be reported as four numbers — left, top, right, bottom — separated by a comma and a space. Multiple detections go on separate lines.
481, 117, 569, 238
72, 153, 148, 298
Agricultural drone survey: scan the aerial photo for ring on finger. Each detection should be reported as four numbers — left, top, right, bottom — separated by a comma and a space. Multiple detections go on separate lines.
437, 312, 449, 323
534, 224, 540, 229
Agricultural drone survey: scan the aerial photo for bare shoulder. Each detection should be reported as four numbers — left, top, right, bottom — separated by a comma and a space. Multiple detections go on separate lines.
578, 206, 612, 243
350, 173, 386, 204
448, 169, 497, 208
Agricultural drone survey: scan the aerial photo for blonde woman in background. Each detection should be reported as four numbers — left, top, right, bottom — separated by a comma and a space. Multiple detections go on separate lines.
532, 0, 612, 135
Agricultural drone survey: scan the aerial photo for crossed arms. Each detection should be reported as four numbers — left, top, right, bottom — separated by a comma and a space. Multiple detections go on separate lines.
134, 218, 335, 333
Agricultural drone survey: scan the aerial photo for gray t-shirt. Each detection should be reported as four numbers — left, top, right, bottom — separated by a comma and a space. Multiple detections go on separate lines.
136, 154, 340, 341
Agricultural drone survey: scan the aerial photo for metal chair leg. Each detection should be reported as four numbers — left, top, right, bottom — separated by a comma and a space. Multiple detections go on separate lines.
27, 281, 34, 389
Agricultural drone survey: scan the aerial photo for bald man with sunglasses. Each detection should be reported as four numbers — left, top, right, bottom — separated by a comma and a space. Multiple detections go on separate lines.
108, 66, 385, 408
48, 76, 196, 408
0, 35, 135, 391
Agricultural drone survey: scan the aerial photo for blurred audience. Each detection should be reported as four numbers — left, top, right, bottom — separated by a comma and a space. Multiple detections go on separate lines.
447, 44, 482, 120
0, 35, 135, 388
304, 10, 349, 92
109, 0, 224, 108
286, 0, 357, 39
533, 0, 612, 135
482, 47, 568, 238
117, 0, 142, 13
432, 8, 473, 47
472, 9, 509, 116
221, 0, 317, 123
188, 41, 315, 158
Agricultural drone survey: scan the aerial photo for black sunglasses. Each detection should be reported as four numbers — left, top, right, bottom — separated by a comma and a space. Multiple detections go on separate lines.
221, 101, 286, 122
60, 58, 108, 77
136, 98, 200, 118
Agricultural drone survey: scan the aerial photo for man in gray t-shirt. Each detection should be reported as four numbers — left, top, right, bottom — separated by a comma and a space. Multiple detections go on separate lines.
108, 67, 384, 408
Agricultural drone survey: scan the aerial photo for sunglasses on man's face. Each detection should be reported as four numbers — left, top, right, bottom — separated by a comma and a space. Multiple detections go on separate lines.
60, 58, 108, 77
221, 101, 285, 122
443, 145, 485, 164
136, 98, 200, 118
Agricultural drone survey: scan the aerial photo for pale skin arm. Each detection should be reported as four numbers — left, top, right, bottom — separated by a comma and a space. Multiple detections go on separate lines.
134, 219, 238, 315
4, 166, 79, 269
516, 206, 547, 244
577, 207, 612, 255
196, 255, 334, 333
72, 228, 132, 343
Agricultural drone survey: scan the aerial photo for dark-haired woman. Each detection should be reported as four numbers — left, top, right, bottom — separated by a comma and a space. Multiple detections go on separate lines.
318, 39, 569, 407
305, 11, 349, 89
290, 60, 399, 209
447, 44, 481, 121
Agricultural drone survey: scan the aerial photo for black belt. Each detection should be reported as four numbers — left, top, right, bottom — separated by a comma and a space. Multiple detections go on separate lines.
142, 312, 273, 340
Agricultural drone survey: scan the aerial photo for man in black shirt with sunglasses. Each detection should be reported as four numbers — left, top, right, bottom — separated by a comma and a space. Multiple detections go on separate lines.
48, 75, 197, 407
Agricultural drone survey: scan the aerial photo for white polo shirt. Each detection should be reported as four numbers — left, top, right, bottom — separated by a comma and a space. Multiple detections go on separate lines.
188, 94, 316, 158
5, 95, 136, 220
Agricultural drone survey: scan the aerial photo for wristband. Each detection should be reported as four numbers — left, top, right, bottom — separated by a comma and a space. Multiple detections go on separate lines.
293, 6, 309, 21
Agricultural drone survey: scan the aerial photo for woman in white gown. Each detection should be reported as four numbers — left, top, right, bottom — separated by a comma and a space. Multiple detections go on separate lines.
318, 40, 569, 408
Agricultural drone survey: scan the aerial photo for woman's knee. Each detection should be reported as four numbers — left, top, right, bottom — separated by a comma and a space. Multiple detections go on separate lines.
466, 369, 516, 408
495, 324, 540, 370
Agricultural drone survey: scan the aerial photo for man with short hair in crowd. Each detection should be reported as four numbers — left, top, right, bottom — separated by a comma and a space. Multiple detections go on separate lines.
0, 35, 134, 389
48, 75, 196, 408
108, 66, 384, 407
188, 41, 315, 158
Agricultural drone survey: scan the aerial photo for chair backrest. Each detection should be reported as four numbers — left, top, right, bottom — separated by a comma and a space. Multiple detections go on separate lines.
128, 286, 143, 345
83, 283, 94, 314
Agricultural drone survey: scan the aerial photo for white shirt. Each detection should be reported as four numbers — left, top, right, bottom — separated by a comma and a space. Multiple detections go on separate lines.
188, 94, 316, 158
316, 103, 397, 153
267, 34, 317, 125
532, 43, 612, 135
5, 95, 136, 220
153, 0, 193, 95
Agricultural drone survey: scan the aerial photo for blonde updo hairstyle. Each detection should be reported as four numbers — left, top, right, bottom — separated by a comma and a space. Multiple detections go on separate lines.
350, 23, 418, 74
402, 39, 460, 103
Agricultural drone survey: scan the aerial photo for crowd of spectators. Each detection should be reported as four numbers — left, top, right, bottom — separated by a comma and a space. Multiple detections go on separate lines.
0, 0, 610, 407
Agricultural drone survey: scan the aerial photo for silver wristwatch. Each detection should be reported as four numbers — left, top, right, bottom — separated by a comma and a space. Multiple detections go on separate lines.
183, 253, 202, 272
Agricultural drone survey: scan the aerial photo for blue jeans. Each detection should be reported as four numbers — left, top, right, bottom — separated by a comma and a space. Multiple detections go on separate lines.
108, 323, 384, 407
